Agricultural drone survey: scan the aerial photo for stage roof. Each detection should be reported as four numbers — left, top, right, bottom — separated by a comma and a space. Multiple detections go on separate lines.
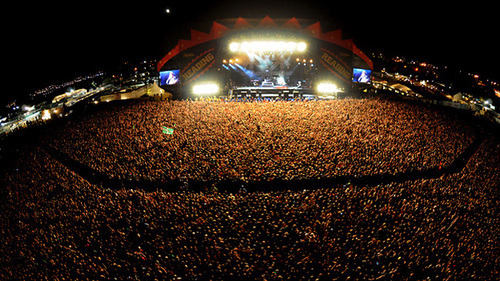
158, 16, 373, 71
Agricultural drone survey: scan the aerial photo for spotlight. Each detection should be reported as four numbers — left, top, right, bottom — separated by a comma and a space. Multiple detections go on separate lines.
286, 42, 297, 52
229, 40, 307, 52
229, 42, 240, 52
276, 41, 286, 51
297, 42, 307, 52
193, 83, 219, 95
317, 82, 339, 94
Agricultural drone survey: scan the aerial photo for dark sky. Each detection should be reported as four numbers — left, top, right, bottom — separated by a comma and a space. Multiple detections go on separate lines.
6, 0, 498, 102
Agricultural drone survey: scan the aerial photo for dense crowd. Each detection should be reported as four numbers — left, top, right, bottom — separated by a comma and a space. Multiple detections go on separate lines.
1, 132, 499, 279
45, 98, 475, 183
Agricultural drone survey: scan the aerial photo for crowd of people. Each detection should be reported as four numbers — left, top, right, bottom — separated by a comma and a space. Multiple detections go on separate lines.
1, 131, 498, 280
44, 98, 475, 183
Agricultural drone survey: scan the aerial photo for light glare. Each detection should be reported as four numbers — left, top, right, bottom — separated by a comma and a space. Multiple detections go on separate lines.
193, 83, 219, 95
229, 42, 240, 52
297, 42, 307, 52
229, 40, 307, 52
317, 82, 339, 94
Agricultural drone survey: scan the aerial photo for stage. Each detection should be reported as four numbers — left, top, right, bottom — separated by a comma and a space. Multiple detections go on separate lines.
229, 86, 316, 99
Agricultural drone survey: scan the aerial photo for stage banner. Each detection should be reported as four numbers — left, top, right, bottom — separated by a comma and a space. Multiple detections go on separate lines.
180, 48, 216, 84
319, 48, 352, 83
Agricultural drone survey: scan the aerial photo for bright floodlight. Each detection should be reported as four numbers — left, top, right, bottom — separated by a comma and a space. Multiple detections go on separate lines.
193, 83, 219, 95
297, 42, 307, 52
41, 109, 51, 120
286, 42, 297, 51
317, 82, 339, 94
229, 42, 240, 52
229, 40, 307, 52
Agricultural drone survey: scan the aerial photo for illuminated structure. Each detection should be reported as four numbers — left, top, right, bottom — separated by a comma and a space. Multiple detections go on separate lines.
158, 16, 373, 98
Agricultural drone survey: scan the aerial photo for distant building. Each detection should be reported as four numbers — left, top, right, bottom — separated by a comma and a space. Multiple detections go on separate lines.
452, 93, 463, 102
52, 89, 87, 104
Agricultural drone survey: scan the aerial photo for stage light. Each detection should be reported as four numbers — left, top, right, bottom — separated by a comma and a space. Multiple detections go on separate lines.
229, 40, 307, 53
229, 42, 240, 52
193, 83, 219, 95
41, 110, 51, 120
252, 41, 264, 51
276, 76, 286, 86
297, 42, 307, 52
286, 42, 297, 52
317, 82, 339, 94
276, 41, 286, 51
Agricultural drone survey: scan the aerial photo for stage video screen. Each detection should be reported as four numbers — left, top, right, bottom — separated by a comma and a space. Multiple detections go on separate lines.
353, 68, 371, 83
160, 69, 180, 86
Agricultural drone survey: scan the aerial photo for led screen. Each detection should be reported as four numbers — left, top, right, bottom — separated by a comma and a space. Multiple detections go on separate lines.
160, 69, 180, 85
353, 68, 371, 83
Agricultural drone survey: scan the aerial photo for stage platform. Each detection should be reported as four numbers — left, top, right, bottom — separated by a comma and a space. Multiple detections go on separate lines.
229, 87, 316, 99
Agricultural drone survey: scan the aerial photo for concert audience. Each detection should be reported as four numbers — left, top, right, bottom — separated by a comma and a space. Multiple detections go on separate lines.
45, 98, 475, 182
1, 99, 498, 280
1, 136, 499, 279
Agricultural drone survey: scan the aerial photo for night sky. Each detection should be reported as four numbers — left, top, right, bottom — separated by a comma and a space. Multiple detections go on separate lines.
7, 0, 498, 103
